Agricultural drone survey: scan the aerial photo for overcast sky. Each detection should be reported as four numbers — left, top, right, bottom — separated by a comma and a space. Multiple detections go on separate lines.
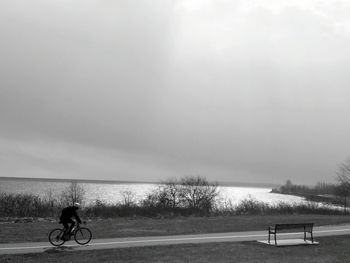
1, 0, 350, 185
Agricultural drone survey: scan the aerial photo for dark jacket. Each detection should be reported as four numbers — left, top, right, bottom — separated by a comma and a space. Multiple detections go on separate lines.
60, 206, 82, 224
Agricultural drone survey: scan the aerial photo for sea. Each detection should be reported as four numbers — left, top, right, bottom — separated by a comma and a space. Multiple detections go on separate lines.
0, 177, 306, 207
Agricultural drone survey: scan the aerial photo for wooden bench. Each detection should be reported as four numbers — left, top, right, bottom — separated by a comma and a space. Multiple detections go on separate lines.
268, 223, 314, 245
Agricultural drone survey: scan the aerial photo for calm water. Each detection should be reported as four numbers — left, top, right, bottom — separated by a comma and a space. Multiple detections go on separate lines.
0, 178, 305, 206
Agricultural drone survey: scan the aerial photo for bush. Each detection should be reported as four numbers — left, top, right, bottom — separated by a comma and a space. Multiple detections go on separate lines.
141, 176, 219, 216
235, 198, 270, 215
0, 192, 61, 217
0, 176, 344, 218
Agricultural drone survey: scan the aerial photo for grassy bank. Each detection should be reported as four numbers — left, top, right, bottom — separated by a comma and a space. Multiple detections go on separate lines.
1, 214, 350, 243
1, 235, 350, 263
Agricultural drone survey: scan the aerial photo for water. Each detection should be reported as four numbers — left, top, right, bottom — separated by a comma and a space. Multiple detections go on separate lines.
0, 178, 305, 206
218, 186, 305, 206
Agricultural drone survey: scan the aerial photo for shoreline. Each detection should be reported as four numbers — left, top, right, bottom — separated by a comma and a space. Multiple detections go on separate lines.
270, 189, 344, 207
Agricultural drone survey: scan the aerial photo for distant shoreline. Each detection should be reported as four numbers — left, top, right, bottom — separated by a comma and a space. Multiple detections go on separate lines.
0, 176, 152, 185
0, 176, 279, 188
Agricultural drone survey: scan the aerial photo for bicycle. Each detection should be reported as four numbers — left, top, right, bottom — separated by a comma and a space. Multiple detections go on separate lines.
48, 222, 92, 246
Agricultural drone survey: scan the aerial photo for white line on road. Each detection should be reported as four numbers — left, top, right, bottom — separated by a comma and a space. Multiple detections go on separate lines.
1, 228, 350, 251
90, 234, 266, 246
0, 245, 53, 250
88, 228, 350, 246
315, 228, 350, 233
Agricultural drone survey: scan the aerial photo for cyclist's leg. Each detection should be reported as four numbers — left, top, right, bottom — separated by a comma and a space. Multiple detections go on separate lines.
61, 220, 69, 240
67, 218, 75, 234
62, 221, 69, 232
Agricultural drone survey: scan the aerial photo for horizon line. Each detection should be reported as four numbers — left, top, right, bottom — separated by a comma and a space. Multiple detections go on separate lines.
0, 176, 281, 188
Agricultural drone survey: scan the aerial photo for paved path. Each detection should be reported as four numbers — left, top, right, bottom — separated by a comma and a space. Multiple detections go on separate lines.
1, 224, 350, 255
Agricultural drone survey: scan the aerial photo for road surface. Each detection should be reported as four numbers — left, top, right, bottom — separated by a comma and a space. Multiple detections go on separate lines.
1, 224, 350, 255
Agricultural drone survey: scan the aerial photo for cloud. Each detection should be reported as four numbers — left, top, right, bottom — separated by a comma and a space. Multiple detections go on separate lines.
0, 137, 183, 181
1, 0, 350, 184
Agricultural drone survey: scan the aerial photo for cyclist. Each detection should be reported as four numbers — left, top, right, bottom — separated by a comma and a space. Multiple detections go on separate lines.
59, 202, 83, 239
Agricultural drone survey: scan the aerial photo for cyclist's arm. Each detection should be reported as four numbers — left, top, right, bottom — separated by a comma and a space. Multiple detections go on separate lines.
74, 212, 82, 224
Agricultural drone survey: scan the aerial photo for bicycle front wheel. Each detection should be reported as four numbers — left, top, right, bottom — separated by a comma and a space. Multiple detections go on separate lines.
48, 228, 65, 246
74, 227, 92, 245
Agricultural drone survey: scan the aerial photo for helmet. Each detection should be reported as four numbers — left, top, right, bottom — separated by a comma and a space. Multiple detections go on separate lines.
73, 202, 81, 207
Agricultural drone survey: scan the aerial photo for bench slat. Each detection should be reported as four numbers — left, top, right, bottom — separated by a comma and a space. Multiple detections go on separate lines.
275, 223, 313, 231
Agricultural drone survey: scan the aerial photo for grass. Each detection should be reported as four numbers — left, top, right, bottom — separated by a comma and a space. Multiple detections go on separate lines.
1, 214, 350, 243
1, 235, 350, 263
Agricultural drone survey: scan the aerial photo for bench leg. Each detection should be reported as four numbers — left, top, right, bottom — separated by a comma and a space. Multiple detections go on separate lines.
268, 232, 270, 244
311, 231, 314, 243
274, 233, 277, 245
304, 226, 306, 241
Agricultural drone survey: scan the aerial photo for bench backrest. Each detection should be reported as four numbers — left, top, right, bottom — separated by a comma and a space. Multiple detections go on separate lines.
275, 223, 313, 231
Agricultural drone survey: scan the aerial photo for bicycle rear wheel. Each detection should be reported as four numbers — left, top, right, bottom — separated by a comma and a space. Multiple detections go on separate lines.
74, 227, 92, 245
48, 228, 65, 246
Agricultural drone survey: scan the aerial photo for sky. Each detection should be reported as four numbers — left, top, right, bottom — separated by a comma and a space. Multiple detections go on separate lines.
1, 0, 350, 185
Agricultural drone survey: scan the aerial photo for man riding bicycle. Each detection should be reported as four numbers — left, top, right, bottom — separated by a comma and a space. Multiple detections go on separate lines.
59, 202, 83, 239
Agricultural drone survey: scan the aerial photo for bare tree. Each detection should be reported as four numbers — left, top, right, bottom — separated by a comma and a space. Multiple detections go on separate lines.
142, 179, 181, 209
120, 189, 136, 207
44, 188, 57, 207
142, 176, 219, 215
336, 159, 350, 214
179, 176, 219, 214
156, 178, 182, 209
60, 181, 85, 207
